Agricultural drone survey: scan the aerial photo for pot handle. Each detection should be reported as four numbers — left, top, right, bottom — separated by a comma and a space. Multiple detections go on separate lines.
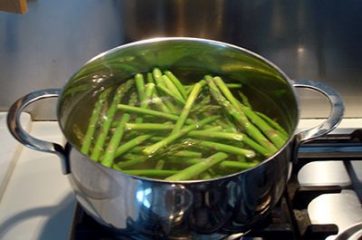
7, 89, 70, 174
292, 80, 344, 143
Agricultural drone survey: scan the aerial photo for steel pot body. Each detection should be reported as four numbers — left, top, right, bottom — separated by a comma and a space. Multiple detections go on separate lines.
7, 38, 344, 239
66, 140, 292, 239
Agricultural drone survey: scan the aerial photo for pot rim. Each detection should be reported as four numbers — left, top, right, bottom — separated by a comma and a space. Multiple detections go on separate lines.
57, 37, 300, 184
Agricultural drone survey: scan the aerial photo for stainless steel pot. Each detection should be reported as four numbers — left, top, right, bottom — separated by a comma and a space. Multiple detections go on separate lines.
7, 38, 344, 239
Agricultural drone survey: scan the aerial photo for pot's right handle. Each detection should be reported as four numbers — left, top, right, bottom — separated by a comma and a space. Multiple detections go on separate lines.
7, 89, 70, 174
293, 80, 344, 143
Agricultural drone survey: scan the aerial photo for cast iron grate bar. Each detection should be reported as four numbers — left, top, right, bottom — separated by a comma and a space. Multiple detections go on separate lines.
286, 175, 339, 240
243, 198, 296, 239
297, 129, 362, 161
344, 161, 362, 203
304, 224, 340, 240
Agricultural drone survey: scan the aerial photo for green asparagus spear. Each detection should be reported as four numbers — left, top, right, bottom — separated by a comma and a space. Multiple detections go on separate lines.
205, 75, 277, 154
191, 105, 221, 116
172, 80, 204, 133
213, 76, 286, 148
166, 152, 228, 181
146, 72, 155, 84
237, 91, 251, 107
185, 83, 242, 89
101, 114, 130, 167
118, 104, 194, 124
114, 157, 147, 169
167, 157, 257, 171
196, 140, 256, 158
152, 68, 166, 88
152, 68, 179, 113
81, 88, 111, 155
83, 69, 289, 180
124, 150, 202, 160
125, 122, 173, 131
187, 130, 270, 156
162, 74, 185, 102
122, 169, 178, 178
164, 70, 188, 100
118, 105, 180, 122
154, 90, 179, 114
239, 105, 287, 148
223, 83, 242, 89
148, 70, 175, 113
218, 160, 258, 170
155, 159, 166, 170
152, 93, 174, 113
91, 79, 134, 161
136, 81, 155, 124
141, 83, 155, 108
114, 134, 152, 158
204, 126, 223, 131
256, 111, 288, 139
135, 73, 145, 103
101, 94, 138, 167
173, 150, 202, 158
189, 130, 244, 140
156, 84, 185, 105
142, 116, 219, 156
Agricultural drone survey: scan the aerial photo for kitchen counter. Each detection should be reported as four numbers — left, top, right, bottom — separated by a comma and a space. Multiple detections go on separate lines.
0, 121, 75, 240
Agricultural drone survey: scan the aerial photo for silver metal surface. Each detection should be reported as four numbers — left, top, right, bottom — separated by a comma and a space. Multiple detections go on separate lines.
293, 80, 344, 143
308, 190, 362, 240
67, 146, 291, 239
6, 38, 344, 239
6, 89, 69, 174
0, 0, 361, 120
334, 222, 362, 240
298, 161, 351, 187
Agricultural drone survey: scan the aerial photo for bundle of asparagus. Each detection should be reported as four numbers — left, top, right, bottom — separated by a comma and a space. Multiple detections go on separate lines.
80, 68, 288, 181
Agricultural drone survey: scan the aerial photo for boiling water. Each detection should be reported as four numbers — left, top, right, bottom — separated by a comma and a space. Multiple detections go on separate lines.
63, 69, 289, 180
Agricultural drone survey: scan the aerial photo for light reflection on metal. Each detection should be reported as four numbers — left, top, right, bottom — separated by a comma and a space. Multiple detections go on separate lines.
297, 46, 305, 54
136, 188, 152, 208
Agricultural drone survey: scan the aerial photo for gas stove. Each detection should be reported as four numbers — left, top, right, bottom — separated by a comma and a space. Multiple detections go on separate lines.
0, 115, 361, 240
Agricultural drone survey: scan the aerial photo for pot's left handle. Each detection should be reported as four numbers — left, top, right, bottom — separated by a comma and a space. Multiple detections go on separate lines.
7, 89, 70, 174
